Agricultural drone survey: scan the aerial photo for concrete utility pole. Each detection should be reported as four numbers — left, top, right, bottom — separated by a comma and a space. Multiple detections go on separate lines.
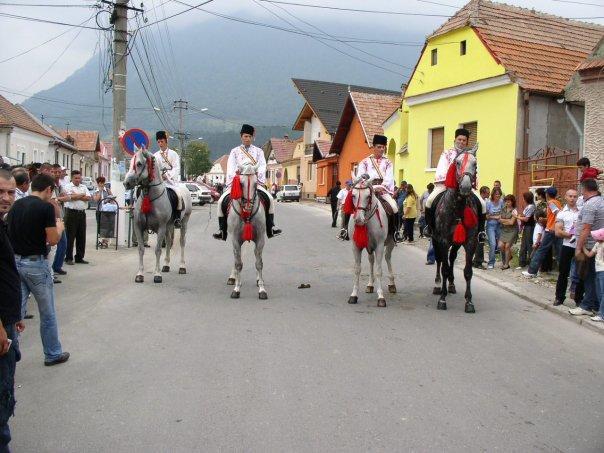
173, 99, 189, 180
111, 0, 129, 164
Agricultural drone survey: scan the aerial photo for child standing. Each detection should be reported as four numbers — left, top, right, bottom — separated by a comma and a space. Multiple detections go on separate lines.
577, 157, 602, 182
583, 227, 604, 322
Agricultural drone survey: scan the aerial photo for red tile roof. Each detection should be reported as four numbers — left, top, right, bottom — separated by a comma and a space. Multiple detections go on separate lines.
429, 0, 604, 95
0, 95, 52, 137
349, 91, 402, 144
214, 154, 229, 173
577, 57, 604, 71
314, 140, 332, 158
268, 138, 296, 163
58, 130, 100, 153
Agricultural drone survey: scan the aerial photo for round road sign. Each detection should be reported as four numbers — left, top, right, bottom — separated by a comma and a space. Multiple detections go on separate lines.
120, 128, 150, 156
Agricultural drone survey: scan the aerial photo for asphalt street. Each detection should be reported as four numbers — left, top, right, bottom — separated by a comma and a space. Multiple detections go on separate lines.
11, 202, 604, 452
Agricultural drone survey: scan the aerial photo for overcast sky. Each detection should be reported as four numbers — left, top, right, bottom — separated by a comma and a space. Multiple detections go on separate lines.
1, 0, 603, 103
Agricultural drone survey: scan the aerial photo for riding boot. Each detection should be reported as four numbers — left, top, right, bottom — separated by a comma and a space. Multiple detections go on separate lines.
212, 216, 227, 241
393, 214, 404, 243
477, 212, 486, 243
338, 214, 350, 240
268, 213, 281, 238
423, 206, 434, 238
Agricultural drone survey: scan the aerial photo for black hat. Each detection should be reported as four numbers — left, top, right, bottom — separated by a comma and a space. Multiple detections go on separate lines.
240, 124, 255, 135
372, 134, 388, 146
156, 130, 167, 141
455, 128, 470, 139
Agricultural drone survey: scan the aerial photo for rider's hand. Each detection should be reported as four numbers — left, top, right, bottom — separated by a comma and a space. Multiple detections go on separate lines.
362, 173, 370, 180
0, 325, 9, 356
15, 321, 25, 333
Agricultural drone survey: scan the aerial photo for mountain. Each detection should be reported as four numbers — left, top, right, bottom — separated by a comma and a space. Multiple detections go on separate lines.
22, 14, 424, 159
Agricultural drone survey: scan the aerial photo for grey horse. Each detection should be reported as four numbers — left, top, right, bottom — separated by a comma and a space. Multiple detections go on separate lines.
226, 162, 268, 300
124, 149, 192, 283
432, 144, 480, 313
346, 175, 396, 308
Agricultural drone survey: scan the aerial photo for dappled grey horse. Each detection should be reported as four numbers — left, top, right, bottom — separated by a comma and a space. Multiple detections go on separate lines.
124, 149, 192, 283
432, 144, 480, 313
226, 162, 268, 299
345, 175, 396, 308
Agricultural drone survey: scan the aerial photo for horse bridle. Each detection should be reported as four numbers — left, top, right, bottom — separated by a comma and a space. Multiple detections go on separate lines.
351, 181, 378, 223
232, 173, 260, 220
134, 152, 165, 201
455, 151, 476, 190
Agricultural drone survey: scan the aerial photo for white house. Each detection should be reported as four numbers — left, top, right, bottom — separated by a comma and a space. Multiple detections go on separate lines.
204, 154, 228, 185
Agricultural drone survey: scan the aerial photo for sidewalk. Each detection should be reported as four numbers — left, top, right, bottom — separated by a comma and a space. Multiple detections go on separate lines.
300, 199, 604, 336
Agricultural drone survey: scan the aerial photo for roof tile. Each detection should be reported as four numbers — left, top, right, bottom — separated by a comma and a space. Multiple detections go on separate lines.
58, 130, 100, 152
0, 95, 52, 137
350, 92, 402, 143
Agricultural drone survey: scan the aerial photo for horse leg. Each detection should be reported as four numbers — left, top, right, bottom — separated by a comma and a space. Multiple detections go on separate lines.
433, 244, 442, 294
348, 248, 361, 304
231, 241, 243, 299
366, 251, 375, 294
437, 249, 449, 310
385, 239, 396, 293
227, 269, 236, 286
464, 243, 476, 313
178, 218, 187, 274
375, 245, 386, 308
134, 224, 145, 283
162, 225, 173, 273
154, 226, 166, 283
448, 245, 459, 294
255, 236, 267, 300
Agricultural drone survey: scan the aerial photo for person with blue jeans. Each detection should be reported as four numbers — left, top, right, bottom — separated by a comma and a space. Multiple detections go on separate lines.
582, 227, 604, 322
485, 187, 503, 269
6, 173, 70, 366
51, 164, 69, 276
426, 240, 435, 265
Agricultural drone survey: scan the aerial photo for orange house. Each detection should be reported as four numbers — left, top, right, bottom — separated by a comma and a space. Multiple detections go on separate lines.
331, 91, 402, 185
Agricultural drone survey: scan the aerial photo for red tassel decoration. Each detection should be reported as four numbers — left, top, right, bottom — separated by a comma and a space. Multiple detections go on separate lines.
343, 190, 354, 215
141, 195, 152, 214
230, 174, 243, 200
353, 224, 369, 249
444, 163, 457, 189
242, 222, 254, 242
453, 222, 466, 244
463, 206, 478, 228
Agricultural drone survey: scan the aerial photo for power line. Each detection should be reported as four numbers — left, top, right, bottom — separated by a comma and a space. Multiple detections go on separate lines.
0, 12, 107, 29
550, 0, 604, 6
138, 0, 215, 29
0, 2, 94, 7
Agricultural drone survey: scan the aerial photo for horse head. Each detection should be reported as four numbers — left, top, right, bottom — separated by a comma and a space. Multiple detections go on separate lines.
350, 174, 376, 225
236, 162, 259, 201
124, 148, 157, 190
455, 143, 478, 196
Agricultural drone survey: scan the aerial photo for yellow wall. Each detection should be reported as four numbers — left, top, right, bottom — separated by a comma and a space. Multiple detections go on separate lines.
406, 27, 505, 97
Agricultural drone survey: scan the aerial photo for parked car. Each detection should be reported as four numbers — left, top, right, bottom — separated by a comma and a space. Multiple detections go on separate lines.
81, 176, 95, 192
277, 184, 301, 202
185, 183, 212, 206
196, 182, 219, 202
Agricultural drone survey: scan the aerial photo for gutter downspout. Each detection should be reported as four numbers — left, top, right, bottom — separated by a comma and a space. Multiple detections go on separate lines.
564, 103, 584, 155
522, 91, 530, 159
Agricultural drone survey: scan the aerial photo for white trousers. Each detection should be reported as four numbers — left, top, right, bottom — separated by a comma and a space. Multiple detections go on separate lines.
425, 183, 486, 213
217, 184, 275, 217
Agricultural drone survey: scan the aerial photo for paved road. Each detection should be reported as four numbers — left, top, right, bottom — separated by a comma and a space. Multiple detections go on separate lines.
12, 203, 604, 452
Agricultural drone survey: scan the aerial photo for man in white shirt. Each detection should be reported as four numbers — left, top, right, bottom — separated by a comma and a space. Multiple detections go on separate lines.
154, 131, 188, 228
213, 124, 281, 240
63, 170, 91, 264
553, 189, 580, 306
13, 171, 29, 200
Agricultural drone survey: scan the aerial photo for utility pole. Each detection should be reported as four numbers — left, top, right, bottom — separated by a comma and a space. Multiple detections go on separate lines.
111, 0, 129, 165
173, 99, 189, 180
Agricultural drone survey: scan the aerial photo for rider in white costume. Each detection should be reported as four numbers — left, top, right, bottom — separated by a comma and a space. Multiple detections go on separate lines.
213, 124, 281, 240
154, 130, 188, 227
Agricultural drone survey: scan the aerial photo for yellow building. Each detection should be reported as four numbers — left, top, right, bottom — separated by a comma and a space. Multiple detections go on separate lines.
384, 0, 603, 195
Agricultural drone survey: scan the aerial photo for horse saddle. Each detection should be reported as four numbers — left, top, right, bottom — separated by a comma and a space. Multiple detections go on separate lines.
377, 196, 395, 216
221, 190, 270, 216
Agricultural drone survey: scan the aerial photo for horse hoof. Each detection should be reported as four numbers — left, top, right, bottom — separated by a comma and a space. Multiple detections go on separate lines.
437, 301, 447, 310
377, 298, 387, 308
178, 268, 186, 274
348, 296, 358, 304
162, 265, 170, 273
433, 287, 442, 295
435, 277, 442, 285
388, 285, 397, 294
465, 302, 475, 313
135, 275, 144, 283
227, 278, 236, 286
366, 286, 374, 294
259, 291, 268, 300
230, 291, 240, 299
153, 276, 162, 283
448, 284, 456, 294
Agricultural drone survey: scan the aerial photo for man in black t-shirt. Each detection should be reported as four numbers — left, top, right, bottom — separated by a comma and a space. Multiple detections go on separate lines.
7, 174, 70, 367
0, 169, 25, 451
327, 181, 341, 228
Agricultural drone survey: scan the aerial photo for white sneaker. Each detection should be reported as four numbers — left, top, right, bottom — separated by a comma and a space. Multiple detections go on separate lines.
515, 266, 522, 270
569, 307, 593, 316
589, 315, 604, 322
487, 264, 494, 269
522, 271, 537, 278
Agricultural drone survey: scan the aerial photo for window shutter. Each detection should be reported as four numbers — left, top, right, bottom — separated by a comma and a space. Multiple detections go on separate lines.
462, 122, 478, 147
430, 127, 444, 168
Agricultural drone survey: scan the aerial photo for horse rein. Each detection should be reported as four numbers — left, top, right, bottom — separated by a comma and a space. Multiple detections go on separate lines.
134, 153, 165, 202
351, 182, 379, 223
456, 151, 476, 188
232, 173, 260, 221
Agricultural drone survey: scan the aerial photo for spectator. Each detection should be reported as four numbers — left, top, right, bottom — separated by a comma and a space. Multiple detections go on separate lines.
517, 191, 536, 268
473, 186, 491, 269
50, 164, 69, 277
418, 183, 434, 239
532, 211, 547, 257
553, 189, 580, 306
583, 228, 604, 322
93, 177, 117, 248
59, 167, 69, 187
522, 187, 562, 278
498, 194, 519, 269
570, 179, 604, 316
6, 174, 70, 366
63, 170, 91, 265
395, 181, 408, 239
327, 181, 341, 228
486, 187, 503, 269
12, 171, 29, 200
403, 184, 418, 243
493, 180, 504, 195
0, 169, 25, 451
577, 157, 602, 182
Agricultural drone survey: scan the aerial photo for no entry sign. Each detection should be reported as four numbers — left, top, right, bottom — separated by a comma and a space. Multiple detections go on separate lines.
120, 128, 150, 156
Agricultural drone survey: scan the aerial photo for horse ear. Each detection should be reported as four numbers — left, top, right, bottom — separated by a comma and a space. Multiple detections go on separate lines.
469, 142, 479, 155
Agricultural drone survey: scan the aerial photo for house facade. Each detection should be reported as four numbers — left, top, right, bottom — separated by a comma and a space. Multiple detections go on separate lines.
384, 0, 603, 194
59, 130, 101, 178
205, 154, 229, 185
262, 137, 297, 188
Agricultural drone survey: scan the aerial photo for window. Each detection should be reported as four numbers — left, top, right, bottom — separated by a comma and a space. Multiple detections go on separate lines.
319, 167, 325, 185
431, 48, 438, 66
429, 127, 445, 168
460, 40, 467, 55
351, 162, 358, 176
307, 162, 313, 180
461, 121, 478, 147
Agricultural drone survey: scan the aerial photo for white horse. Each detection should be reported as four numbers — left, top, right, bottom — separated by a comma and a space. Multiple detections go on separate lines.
226, 162, 268, 299
345, 175, 396, 307
124, 149, 192, 283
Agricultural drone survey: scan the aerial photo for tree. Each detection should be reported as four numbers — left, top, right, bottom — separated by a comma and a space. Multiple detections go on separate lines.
184, 141, 212, 179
